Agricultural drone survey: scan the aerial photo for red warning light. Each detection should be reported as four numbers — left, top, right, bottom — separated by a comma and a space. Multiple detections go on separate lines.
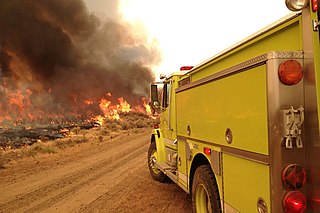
203, 147, 211, 156
312, 0, 319, 12
283, 191, 306, 213
180, 66, 193, 71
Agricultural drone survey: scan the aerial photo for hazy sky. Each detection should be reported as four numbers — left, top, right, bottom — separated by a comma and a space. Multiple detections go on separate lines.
86, 0, 291, 76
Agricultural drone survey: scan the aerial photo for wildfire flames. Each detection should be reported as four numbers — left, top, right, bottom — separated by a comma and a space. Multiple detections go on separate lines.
0, 80, 154, 125
0, 0, 159, 126
96, 93, 153, 124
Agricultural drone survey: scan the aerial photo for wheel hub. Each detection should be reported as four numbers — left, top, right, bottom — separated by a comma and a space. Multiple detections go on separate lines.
196, 184, 212, 213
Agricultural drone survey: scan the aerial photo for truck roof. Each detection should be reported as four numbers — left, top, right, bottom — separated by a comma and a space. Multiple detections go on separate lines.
188, 12, 301, 75
165, 70, 189, 79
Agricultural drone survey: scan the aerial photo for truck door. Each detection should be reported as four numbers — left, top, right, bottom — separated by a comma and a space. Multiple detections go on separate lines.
159, 81, 174, 140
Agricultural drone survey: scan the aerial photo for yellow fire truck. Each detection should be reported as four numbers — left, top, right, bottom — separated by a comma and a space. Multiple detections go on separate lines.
148, 0, 320, 212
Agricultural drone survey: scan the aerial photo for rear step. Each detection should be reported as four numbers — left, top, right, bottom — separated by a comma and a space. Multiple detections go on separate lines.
156, 162, 178, 183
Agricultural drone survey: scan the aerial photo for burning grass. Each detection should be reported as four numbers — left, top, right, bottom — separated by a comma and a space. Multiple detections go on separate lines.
0, 111, 155, 169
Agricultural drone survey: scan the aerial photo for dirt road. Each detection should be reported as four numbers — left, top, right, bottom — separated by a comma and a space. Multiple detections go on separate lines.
0, 129, 192, 213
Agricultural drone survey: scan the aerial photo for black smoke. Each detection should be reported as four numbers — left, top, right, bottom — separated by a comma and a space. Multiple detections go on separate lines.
0, 0, 160, 120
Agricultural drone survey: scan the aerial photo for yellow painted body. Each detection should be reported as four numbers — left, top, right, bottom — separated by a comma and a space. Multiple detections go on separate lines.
175, 15, 307, 212
177, 65, 268, 155
186, 139, 224, 200
223, 154, 270, 212
177, 63, 271, 212
177, 139, 188, 188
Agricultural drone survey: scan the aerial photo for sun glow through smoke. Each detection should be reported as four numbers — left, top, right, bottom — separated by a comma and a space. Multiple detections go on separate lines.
118, 0, 290, 76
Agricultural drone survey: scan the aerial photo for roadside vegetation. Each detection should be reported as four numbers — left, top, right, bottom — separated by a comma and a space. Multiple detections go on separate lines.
0, 112, 155, 169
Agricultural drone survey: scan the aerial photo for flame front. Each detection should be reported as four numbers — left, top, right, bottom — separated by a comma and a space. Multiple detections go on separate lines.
141, 97, 152, 115
0, 85, 154, 126
95, 94, 154, 124
98, 93, 131, 121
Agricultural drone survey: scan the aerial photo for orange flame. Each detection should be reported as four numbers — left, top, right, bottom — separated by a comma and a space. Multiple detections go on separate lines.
0, 86, 154, 125
117, 97, 131, 113
141, 97, 153, 115
98, 93, 132, 120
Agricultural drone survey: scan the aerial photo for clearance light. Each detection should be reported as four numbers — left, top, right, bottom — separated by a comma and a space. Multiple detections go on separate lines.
285, 0, 309, 11
278, 60, 303, 85
283, 191, 307, 213
180, 66, 193, 71
203, 147, 211, 156
312, 0, 319, 11
282, 164, 307, 189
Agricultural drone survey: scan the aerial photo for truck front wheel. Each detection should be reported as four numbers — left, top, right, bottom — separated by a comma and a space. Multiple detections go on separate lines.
192, 165, 221, 213
147, 142, 167, 182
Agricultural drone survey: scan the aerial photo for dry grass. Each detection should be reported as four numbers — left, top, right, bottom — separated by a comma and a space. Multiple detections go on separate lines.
0, 112, 154, 169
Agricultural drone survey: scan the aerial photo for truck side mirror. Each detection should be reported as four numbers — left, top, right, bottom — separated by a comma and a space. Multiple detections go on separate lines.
150, 84, 160, 109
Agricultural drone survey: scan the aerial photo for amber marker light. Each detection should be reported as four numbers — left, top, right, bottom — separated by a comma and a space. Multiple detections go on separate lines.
278, 60, 303, 85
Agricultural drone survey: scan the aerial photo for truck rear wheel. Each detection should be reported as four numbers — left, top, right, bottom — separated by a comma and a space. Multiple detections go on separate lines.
192, 165, 221, 213
148, 142, 167, 182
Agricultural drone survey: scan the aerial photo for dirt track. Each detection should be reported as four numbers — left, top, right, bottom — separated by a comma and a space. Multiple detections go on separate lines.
0, 129, 192, 213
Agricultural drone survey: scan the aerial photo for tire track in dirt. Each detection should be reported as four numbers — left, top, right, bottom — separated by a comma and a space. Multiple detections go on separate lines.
79, 155, 146, 212
79, 150, 192, 213
0, 135, 149, 212
27, 145, 147, 213
1, 130, 192, 213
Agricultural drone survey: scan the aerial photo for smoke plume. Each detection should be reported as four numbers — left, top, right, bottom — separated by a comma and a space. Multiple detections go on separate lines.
0, 0, 160, 121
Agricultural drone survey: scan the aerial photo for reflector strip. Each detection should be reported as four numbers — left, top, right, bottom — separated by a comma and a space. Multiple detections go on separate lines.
282, 164, 307, 189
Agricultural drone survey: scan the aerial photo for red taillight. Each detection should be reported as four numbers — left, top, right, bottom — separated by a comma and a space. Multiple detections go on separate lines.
312, 0, 319, 12
154, 123, 159, 129
278, 60, 303, 85
180, 66, 193, 71
283, 191, 307, 213
203, 147, 211, 156
282, 164, 307, 189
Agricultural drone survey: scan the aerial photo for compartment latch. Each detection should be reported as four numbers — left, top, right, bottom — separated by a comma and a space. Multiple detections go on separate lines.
282, 106, 304, 149
313, 19, 320, 31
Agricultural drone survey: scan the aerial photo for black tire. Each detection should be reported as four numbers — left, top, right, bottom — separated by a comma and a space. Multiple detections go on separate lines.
147, 142, 168, 182
192, 165, 221, 213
